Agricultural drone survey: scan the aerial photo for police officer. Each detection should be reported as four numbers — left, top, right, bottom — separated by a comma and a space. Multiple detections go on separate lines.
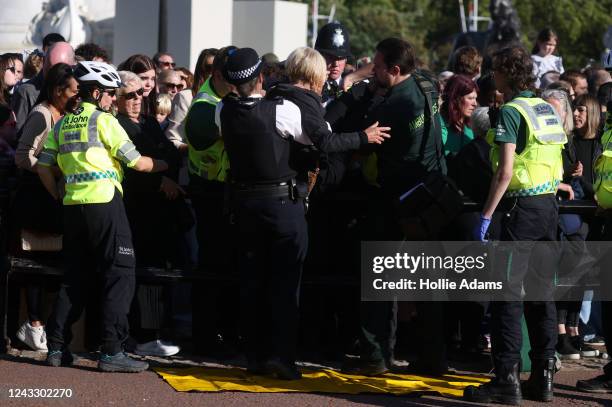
464, 47, 566, 404
315, 22, 352, 106
215, 47, 309, 380
217, 47, 386, 380
37, 61, 168, 372
184, 46, 239, 357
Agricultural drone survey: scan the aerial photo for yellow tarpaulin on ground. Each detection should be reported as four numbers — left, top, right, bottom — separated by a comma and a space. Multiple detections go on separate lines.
154, 366, 489, 397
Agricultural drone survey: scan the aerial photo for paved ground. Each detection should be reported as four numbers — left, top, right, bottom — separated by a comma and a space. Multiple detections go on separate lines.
2, 347, 612, 407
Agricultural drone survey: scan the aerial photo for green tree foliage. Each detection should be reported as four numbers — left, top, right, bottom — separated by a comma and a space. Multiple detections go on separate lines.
513, 0, 612, 69
295, 0, 612, 71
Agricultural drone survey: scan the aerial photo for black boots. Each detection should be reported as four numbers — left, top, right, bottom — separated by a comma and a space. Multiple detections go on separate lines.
522, 359, 555, 402
463, 363, 522, 405
463, 360, 556, 405
341, 358, 389, 376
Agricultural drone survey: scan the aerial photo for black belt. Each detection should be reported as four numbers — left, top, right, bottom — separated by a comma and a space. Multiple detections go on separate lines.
231, 182, 296, 200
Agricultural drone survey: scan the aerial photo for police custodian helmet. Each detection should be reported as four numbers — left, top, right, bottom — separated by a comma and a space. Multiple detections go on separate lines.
315, 22, 351, 59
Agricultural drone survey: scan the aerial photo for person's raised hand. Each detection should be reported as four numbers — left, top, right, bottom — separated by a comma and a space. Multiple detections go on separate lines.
364, 121, 391, 144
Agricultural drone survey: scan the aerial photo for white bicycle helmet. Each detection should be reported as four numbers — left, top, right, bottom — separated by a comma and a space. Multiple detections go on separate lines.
74, 61, 122, 89
604, 49, 612, 72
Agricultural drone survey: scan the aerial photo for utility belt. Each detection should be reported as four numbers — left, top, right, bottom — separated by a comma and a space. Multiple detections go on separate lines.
231, 178, 305, 201
498, 191, 558, 212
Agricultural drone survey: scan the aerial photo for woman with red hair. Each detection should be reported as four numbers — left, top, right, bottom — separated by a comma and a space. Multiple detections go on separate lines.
440, 74, 479, 157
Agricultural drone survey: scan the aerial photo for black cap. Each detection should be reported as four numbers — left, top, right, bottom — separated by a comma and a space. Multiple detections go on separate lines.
315, 22, 351, 59
223, 48, 263, 85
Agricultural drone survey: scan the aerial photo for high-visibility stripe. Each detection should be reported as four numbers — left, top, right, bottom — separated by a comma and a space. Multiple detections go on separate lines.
193, 92, 218, 106
53, 117, 64, 138
59, 141, 104, 153
117, 141, 140, 163
505, 180, 560, 198
65, 170, 119, 184
510, 99, 541, 131
596, 172, 612, 182
58, 110, 104, 154
88, 111, 101, 142
536, 132, 566, 143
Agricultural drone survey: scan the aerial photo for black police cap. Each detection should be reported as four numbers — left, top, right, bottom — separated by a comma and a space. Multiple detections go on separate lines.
223, 48, 263, 85
315, 22, 351, 59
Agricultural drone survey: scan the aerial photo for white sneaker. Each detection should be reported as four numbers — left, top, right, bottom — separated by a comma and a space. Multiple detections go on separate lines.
135, 340, 180, 357
16, 322, 48, 352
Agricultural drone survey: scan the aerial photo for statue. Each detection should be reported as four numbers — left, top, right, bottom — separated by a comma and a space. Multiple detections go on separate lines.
487, 0, 521, 49
25, 0, 91, 48
450, 0, 521, 70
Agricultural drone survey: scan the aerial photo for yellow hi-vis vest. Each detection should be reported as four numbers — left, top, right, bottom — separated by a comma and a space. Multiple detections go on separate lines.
38, 102, 141, 205
490, 97, 567, 198
186, 78, 229, 182
594, 127, 612, 208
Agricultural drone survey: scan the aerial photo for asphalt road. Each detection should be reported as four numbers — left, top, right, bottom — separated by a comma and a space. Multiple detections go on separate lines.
1, 349, 612, 407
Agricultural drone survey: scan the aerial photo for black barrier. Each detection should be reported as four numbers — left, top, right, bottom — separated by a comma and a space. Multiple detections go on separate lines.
0, 198, 600, 352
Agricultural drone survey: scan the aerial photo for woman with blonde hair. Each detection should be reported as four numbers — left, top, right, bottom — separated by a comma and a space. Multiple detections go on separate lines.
266, 47, 389, 190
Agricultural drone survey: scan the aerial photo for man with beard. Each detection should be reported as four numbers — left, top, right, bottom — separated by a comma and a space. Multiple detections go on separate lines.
343, 37, 448, 377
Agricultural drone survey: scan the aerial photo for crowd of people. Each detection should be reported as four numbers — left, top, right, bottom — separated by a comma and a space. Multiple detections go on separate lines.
1, 24, 612, 404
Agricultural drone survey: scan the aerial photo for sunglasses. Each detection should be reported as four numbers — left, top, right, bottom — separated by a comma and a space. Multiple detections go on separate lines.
123, 88, 145, 100
103, 89, 116, 97
5, 66, 15, 74
163, 82, 183, 91
160, 61, 176, 68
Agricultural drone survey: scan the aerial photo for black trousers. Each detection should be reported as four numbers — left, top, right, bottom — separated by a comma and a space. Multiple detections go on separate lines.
491, 194, 558, 370
189, 178, 238, 347
46, 190, 136, 355
599, 217, 612, 377
359, 191, 447, 370
234, 195, 308, 365
556, 301, 581, 326
15, 171, 63, 323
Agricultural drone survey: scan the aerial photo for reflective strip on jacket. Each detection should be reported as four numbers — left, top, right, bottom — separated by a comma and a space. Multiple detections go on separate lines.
489, 97, 567, 198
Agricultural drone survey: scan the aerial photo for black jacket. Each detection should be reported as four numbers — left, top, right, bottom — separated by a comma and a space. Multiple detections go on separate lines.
117, 114, 180, 195
117, 114, 186, 266
266, 83, 367, 190
325, 81, 384, 135
266, 83, 367, 152
562, 135, 603, 200
447, 137, 492, 204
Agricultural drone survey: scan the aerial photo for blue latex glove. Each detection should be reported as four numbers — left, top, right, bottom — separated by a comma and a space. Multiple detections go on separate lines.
475, 215, 491, 241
